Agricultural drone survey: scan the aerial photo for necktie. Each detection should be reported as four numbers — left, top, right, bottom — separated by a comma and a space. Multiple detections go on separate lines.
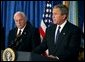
17, 29, 21, 37
15, 29, 21, 46
55, 26, 61, 43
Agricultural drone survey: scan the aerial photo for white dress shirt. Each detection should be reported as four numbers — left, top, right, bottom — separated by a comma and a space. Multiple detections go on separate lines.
17, 25, 26, 35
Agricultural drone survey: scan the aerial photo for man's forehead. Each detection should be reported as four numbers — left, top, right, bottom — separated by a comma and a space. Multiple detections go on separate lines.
14, 14, 25, 20
52, 8, 61, 13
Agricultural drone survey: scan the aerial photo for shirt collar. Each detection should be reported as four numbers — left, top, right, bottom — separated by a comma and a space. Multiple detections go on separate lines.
17, 25, 26, 35
57, 20, 67, 32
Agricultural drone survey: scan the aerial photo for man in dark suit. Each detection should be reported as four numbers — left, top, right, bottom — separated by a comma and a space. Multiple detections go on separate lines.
8, 11, 40, 52
33, 4, 81, 62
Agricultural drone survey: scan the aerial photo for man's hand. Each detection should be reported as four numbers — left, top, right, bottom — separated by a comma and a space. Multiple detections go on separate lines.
47, 55, 59, 60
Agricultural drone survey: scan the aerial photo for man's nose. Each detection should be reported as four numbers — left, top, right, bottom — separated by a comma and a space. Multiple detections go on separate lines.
17, 20, 20, 24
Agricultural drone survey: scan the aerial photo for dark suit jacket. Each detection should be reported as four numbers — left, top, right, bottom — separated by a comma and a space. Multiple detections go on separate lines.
33, 21, 81, 62
8, 22, 40, 52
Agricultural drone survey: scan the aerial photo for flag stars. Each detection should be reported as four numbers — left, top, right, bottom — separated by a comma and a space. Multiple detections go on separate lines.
45, 14, 48, 17
49, 9, 52, 12
46, 9, 52, 13
49, 15, 51, 17
47, 3, 51, 7
41, 2, 52, 28
45, 19, 47, 23
46, 9, 49, 12
49, 19, 51, 23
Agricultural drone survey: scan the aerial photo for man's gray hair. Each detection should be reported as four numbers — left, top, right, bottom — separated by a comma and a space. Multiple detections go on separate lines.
14, 11, 27, 21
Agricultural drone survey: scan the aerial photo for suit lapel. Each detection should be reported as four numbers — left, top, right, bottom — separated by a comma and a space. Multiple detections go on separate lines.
22, 24, 30, 36
59, 21, 70, 38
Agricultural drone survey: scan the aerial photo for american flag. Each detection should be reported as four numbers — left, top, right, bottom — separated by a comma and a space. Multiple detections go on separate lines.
39, 1, 52, 42
39, 1, 52, 55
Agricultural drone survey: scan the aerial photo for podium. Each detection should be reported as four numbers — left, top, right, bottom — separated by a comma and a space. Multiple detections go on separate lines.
16, 51, 49, 61
1, 50, 58, 61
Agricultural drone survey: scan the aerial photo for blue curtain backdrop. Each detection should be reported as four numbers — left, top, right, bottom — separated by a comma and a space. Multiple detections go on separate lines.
1, 1, 62, 48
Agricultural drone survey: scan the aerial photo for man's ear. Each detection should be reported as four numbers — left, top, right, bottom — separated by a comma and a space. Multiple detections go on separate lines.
62, 14, 67, 20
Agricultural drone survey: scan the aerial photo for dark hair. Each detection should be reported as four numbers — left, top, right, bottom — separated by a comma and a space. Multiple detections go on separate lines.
53, 4, 68, 16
